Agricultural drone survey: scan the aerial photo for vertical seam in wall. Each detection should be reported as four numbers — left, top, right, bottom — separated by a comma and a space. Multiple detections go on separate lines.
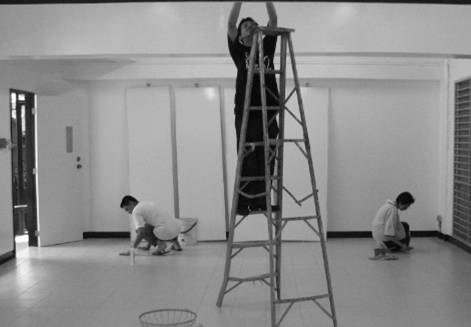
86, 84, 93, 231
326, 87, 332, 232
169, 85, 180, 218
444, 60, 452, 235
124, 87, 131, 195
218, 85, 229, 233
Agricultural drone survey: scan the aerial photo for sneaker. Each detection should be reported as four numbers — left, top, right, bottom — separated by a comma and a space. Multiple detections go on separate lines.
368, 248, 398, 261
152, 249, 170, 256
171, 241, 182, 251
368, 253, 386, 260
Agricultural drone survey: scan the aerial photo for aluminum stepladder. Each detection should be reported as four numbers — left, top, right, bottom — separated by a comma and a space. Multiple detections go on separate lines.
216, 26, 337, 327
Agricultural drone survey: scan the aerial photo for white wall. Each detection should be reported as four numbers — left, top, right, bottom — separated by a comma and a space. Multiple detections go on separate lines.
88, 82, 131, 231
175, 87, 226, 240
1, 3, 471, 57
1, 2, 466, 254
86, 77, 443, 238
327, 80, 441, 232
0, 66, 450, 252
126, 87, 175, 217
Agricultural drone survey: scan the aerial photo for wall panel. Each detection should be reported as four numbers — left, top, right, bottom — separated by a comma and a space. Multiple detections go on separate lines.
175, 87, 226, 240
126, 87, 174, 216
328, 80, 440, 232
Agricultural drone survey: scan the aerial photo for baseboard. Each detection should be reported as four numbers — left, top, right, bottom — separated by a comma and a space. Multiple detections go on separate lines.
0, 250, 15, 265
327, 231, 371, 238
83, 231, 130, 238
445, 234, 471, 254
411, 230, 439, 237
327, 230, 438, 238
436, 231, 450, 241
84, 230, 440, 240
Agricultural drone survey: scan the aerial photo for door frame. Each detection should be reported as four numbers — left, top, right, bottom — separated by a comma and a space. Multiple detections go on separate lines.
10, 89, 38, 248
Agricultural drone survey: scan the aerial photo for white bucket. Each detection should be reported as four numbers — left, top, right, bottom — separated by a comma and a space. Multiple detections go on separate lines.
179, 218, 198, 246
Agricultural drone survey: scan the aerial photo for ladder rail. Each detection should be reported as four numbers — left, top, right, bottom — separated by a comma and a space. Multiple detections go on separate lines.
216, 34, 258, 308
287, 34, 338, 327
257, 30, 277, 327
274, 33, 288, 301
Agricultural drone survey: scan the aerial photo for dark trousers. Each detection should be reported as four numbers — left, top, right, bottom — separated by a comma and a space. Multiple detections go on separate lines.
142, 224, 179, 250
143, 224, 158, 246
384, 222, 410, 251
235, 112, 279, 209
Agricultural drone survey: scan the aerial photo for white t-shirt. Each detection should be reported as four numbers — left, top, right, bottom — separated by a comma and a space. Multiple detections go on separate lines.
131, 201, 182, 240
371, 200, 405, 242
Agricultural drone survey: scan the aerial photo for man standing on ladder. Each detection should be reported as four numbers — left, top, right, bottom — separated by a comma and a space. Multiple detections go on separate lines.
227, 1, 280, 215
220, 5, 338, 326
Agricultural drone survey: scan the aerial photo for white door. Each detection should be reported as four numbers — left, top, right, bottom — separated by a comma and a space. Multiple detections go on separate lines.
125, 87, 175, 216
36, 91, 85, 246
175, 87, 226, 240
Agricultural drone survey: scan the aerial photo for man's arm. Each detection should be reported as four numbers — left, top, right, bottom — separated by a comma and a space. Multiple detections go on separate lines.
132, 227, 146, 248
228, 2, 242, 41
266, 2, 277, 28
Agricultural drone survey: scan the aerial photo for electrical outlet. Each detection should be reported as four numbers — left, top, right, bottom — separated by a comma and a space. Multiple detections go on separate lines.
0, 138, 9, 149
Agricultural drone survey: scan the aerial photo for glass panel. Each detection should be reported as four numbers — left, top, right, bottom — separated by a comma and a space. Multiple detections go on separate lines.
10, 92, 16, 109
21, 105, 26, 137
66, 126, 73, 153
11, 109, 19, 205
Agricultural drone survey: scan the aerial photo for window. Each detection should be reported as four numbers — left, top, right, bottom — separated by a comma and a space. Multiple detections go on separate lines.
453, 79, 471, 246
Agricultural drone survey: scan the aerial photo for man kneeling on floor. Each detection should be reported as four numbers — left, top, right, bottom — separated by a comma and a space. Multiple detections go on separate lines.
120, 195, 182, 256
370, 191, 415, 260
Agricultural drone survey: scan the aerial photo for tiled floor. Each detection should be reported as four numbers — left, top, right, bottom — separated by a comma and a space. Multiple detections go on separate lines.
1, 237, 471, 327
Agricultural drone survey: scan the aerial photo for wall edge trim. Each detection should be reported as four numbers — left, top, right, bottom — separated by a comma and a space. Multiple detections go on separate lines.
445, 234, 471, 254
83, 231, 130, 238
0, 250, 15, 265
327, 230, 440, 238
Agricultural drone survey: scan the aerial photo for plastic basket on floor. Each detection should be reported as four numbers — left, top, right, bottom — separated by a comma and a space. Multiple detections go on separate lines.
139, 309, 197, 327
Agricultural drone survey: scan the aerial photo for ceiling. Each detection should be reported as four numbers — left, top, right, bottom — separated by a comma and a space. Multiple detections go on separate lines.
0, 0, 470, 4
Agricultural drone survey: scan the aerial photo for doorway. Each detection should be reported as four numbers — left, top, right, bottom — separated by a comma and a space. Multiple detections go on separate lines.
10, 89, 38, 251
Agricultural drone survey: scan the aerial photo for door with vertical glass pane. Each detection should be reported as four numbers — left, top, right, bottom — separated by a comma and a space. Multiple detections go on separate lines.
10, 89, 38, 247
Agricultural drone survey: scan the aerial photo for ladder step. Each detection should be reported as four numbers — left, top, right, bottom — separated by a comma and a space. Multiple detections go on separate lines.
249, 205, 281, 214
228, 273, 273, 282
254, 68, 282, 75
249, 106, 281, 111
274, 294, 329, 305
232, 240, 275, 249
236, 205, 281, 216
258, 26, 295, 35
280, 215, 319, 222
240, 176, 280, 182
246, 138, 305, 147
